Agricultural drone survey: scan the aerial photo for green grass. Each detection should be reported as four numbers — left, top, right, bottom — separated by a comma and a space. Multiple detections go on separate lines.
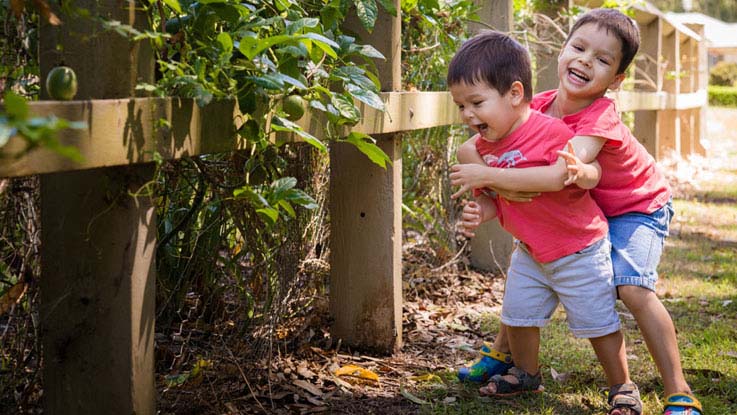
406, 172, 737, 414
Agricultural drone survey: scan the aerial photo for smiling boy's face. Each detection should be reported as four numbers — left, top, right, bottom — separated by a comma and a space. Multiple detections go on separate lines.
450, 80, 527, 143
557, 22, 626, 101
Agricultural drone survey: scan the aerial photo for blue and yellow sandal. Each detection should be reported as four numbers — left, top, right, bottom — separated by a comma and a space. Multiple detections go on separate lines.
664, 393, 702, 415
457, 342, 513, 383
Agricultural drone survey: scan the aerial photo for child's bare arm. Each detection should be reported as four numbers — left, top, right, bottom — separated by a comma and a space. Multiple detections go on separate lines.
453, 137, 543, 200
457, 136, 485, 165
456, 134, 606, 193
556, 135, 606, 189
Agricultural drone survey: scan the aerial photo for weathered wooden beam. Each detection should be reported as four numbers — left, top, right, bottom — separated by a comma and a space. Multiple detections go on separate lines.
2, 88, 708, 178
634, 15, 663, 159
295, 91, 462, 139
608, 90, 706, 112
687, 23, 708, 156
533, 1, 570, 93
330, 0, 403, 353
1, 98, 239, 178
470, 0, 513, 33
38, 1, 156, 413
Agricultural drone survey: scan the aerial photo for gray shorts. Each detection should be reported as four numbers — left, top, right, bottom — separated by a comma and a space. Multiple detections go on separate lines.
501, 237, 620, 338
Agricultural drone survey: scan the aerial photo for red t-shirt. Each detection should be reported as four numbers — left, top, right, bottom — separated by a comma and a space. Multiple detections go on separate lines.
531, 90, 671, 217
475, 110, 608, 263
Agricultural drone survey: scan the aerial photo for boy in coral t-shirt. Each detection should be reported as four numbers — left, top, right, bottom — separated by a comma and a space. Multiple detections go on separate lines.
448, 30, 636, 412
450, 8, 701, 415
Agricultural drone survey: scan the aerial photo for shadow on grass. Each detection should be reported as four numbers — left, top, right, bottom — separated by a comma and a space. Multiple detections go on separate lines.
671, 230, 737, 248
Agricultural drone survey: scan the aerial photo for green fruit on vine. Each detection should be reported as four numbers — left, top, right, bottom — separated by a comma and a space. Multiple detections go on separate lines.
283, 95, 305, 121
46, 66, 78, 101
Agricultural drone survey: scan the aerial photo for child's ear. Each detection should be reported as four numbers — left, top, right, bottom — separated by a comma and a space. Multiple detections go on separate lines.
608, 73, 626, 91
509, 81, 525, 105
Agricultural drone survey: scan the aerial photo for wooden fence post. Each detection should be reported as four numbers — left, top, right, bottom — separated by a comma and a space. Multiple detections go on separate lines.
657, 27, 680, 159
467, 0, 515, 274
38, 1, 156, 413
685, 22, 707, 156
533, 1, 570, 93
694, 22, 707, 156
469, 0, 513, 34
330, 0, 403, 352
634, 15, 662, 157
679, 34, 695, 157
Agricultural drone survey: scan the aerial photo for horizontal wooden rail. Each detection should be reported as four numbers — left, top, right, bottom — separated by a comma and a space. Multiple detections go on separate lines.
0, 89, 707, 178
1, 98, 241, 177
609, 89, 707, 112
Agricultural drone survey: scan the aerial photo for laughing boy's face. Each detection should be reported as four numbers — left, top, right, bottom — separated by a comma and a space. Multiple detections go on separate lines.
557, 22, 625, 101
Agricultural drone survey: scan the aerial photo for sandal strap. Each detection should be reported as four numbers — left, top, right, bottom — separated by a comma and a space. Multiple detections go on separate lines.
489, 367, 541, 394
479, 342, 513, 364
608, 383, 642, 415
608, 383, 641, 404
664, 393, 703, 411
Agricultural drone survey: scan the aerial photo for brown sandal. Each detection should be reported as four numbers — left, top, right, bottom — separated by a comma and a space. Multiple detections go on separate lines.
608, 383, 642, 415
479, 366, 543, 397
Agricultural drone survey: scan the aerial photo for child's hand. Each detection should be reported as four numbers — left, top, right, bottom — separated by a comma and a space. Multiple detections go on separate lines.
457, 200, 483, 238
556, 141, 586, 186
449, 164, 491, 199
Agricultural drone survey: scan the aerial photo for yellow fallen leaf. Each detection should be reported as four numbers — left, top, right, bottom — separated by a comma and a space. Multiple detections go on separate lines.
409, 373, 442, 383
0, 281, 27, 317
334, 364, 379, 382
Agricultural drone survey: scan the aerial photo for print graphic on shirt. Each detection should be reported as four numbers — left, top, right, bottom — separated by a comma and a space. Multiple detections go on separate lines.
483, 150, 527, 168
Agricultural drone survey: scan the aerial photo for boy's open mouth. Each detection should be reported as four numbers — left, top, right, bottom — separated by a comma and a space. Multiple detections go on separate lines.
474, 123, 489, 135
568, 68, 590, 83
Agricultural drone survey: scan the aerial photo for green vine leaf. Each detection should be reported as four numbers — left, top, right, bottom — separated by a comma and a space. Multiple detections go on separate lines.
353, 0, 378, 32
162, 0, 182, 14
376, 0, 397, 15
271, 116, 327, 152
342, 132, 391, 168
216, 32, 233, 54
331, 93, 361, 124
3, 92, 28, 119
345, 84, 384, 111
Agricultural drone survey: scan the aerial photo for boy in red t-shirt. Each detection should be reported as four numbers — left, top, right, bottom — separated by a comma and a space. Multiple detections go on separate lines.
450, 8, 701, 415
448, 30, 638, 412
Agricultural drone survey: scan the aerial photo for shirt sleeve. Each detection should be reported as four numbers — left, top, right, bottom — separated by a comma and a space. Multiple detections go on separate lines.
571, 98, 624, 146
546, 119, 575, 165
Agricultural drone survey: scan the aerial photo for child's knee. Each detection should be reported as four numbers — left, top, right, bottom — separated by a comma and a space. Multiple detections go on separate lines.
617, 285, 655, 312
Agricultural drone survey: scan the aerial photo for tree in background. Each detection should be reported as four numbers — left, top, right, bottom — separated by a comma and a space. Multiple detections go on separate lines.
651, 0, 737, 22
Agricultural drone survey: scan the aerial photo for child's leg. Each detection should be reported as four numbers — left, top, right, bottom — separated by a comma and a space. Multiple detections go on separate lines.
508, 326, 539, 375
618, 285, 690, 395
479, 242, 555, 395
492, 323, 511, 353
589, 330, 630, 387
609, 202, 696, 404
590, 331, 643, 415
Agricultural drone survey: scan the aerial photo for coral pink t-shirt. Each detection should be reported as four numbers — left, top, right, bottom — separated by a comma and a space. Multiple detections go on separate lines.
532, 90, 671, 217
475, 110, 608, 263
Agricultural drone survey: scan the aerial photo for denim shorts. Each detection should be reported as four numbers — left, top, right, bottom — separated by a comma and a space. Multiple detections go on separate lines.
608, 200, 674, 291
501, 237, 620, 339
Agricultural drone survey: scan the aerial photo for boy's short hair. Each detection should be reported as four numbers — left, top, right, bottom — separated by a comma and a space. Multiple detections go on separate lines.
566, 8, 640, 74
447, 30, 532, 101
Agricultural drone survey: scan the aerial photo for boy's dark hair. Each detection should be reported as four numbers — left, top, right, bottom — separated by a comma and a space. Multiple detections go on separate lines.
566, 8, 640, 74
447, 30, 532, 101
